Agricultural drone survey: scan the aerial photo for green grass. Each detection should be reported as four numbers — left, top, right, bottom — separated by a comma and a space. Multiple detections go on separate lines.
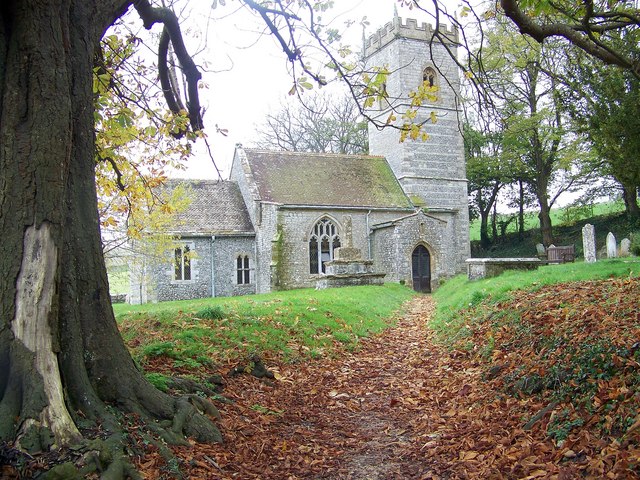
115, 283, 417, 370
431, 258, 640, 343
107, 264, 129, 295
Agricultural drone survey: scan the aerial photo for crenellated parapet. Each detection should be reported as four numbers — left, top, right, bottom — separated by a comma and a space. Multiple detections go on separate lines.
364, 17, 459, 58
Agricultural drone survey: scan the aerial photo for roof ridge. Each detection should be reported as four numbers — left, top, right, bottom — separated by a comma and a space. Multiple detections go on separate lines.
242, 148, 386, 159
166, 178, 234, 184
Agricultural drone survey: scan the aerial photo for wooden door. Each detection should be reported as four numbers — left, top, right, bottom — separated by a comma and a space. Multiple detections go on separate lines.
411, 245, 431, 293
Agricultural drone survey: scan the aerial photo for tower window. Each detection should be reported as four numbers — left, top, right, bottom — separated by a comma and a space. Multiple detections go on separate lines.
309, 218, 341, 274
423, 67, 437, 88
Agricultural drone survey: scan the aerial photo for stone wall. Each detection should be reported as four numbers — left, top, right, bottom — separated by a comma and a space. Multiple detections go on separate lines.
151, 237, 212, 302
212, 236, 257, 297
271, 207, 414, 290
255, 202, 279, 294
371, 210, 453, 290
130, 234, 258, 303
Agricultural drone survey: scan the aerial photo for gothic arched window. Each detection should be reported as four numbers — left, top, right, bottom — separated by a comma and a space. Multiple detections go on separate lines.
309, 218, 341, 274
423, 66, 437, 88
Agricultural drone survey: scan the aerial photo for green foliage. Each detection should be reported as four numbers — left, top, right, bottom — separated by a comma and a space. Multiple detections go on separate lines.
142, 341, 176, 358
195, 306, 225, 321
116, 284, 416, 367
547, 409, 584, 442
631, 232, 640, 256
563, 43, 640, 209
145, 372, 170, 392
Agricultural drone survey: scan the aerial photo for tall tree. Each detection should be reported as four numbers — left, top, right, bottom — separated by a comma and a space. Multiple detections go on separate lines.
0, 0, 234, 473
474, 17, 587, 246
563, 50, 640, 216
464, 124, 507, 248
256, 90, 368, 154
0, 0, 389, 474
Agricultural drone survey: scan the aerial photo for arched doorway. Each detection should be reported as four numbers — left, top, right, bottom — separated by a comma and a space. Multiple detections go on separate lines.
411, 245, 431, 292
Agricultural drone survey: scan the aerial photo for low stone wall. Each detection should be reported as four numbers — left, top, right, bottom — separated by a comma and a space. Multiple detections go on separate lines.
466, 258, 541, 281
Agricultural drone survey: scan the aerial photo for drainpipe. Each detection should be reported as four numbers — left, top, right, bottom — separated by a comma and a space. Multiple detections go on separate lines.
210, 235, 216, 297
254, 236, 259, 293
366, 210, 372, 260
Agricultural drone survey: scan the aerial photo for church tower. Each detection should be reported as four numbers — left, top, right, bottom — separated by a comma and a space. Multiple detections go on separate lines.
364, 16, 470, 272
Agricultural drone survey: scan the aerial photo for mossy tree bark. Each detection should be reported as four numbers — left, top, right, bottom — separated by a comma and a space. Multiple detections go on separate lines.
0, 0, 220, 468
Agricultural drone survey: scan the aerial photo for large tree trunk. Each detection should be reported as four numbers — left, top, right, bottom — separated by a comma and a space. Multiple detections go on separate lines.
479, 212, 491, 249
622, 185, 640, 217
537, 196, 554, 247
517, 180, 525, 238
0, 0, 220, 467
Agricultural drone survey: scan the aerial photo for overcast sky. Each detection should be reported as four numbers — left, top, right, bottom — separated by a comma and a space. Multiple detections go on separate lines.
168, 0, 454, 179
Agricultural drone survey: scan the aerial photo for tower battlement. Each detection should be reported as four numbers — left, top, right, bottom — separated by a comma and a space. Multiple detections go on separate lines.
364, 17, 459, 58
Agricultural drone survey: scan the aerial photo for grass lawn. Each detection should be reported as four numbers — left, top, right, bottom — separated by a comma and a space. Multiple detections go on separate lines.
115, 283, 417, 375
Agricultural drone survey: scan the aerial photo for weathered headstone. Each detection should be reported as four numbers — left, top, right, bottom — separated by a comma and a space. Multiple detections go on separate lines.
606, 232, 617, 258
582, 224, 597, 263
536, 243, 546, 257
620, 238, 631, 257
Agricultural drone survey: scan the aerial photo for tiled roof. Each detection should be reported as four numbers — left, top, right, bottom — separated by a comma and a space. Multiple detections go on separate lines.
242, 149, 413, 209
166, 180, 254, 235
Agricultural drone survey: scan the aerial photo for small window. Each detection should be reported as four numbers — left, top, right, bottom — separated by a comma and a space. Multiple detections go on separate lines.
236, 255, 250, 285
423, 67, 437, 88
174, 245, 191, 281
309, 218, 340, 274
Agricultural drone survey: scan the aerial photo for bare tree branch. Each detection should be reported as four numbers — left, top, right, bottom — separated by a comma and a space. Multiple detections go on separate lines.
133, 0, 203, 130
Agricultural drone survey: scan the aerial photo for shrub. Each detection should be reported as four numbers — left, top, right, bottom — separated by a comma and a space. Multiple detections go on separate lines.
195, 306, 225, 320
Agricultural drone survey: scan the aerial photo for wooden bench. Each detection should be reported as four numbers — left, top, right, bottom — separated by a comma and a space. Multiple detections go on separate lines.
546, 245, 575, 264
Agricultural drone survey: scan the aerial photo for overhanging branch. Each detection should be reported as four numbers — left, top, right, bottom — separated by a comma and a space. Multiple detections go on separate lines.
133, 0, 203, 131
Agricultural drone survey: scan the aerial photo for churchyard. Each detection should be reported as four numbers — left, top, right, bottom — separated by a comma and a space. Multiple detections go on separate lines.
106, 257, 640, 478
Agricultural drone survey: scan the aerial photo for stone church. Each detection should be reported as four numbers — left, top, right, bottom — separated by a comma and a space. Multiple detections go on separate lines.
129, 16, 470, 303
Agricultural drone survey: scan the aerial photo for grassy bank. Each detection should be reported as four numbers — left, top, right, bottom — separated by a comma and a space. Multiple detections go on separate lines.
431, 257, 639, 341
115, 283, 416, 374
431, 258, 640, 470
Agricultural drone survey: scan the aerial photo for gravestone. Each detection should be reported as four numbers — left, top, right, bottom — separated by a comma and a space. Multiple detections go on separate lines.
582, 224, 597, 263
606, 232, 617, 258
536, 243, 546, 258
620, 238, 631, 257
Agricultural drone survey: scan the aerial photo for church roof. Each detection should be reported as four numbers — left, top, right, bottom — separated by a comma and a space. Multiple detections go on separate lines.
242, 149, 413, 209
167, 180, 254, 235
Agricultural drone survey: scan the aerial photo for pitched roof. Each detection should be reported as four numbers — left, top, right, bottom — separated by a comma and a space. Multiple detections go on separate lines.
167, 180, 254, 235
242, 149, 413, 209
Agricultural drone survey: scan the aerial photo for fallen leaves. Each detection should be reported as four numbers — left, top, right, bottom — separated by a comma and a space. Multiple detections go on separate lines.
129, 277, 639, 479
